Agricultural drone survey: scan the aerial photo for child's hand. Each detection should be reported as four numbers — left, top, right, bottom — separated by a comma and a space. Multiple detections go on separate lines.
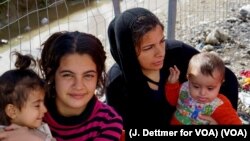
168, 65, 180, 84
199, 114, 218, 125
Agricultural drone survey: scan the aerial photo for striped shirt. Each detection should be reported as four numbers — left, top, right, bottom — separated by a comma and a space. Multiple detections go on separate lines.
43, 96, 123, 141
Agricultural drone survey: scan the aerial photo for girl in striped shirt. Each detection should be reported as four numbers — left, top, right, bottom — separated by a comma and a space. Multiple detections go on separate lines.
0, 31, 123, 141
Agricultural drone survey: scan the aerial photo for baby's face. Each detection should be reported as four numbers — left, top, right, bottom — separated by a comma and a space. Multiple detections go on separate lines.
188, 69, 223, 104
11, 89, 47, 128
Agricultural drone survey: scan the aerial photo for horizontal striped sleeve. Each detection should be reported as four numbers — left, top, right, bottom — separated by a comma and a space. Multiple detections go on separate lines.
91, 101, 123, 141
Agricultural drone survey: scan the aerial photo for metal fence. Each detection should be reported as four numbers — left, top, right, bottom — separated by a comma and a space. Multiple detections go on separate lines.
0, 0, 249, 74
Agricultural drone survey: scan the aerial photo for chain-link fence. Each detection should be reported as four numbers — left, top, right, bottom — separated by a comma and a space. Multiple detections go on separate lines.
0, 0, 249, 74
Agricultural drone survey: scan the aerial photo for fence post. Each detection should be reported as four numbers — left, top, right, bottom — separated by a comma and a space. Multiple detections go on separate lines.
167, 0, 177, 39
112, 0, 121, 16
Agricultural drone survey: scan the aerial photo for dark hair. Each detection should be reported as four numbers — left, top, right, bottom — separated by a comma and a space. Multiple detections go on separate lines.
187, 52, 225, 81
131, 9, 164, 49
0, 52, 44, 125
39, 31, 106, 99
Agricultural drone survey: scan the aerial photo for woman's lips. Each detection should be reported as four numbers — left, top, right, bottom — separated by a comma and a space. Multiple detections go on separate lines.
153, 60, 163, 66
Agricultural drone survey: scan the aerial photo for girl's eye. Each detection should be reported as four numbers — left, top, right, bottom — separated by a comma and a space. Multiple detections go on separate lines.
62, 73, 73, 78
84, 74, 95, 80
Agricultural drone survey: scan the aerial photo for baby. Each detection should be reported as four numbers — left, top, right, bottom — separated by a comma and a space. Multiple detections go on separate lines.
165, 52, 242, 125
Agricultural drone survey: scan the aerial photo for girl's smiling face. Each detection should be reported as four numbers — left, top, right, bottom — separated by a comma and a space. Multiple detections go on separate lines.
55, 53, 97, 116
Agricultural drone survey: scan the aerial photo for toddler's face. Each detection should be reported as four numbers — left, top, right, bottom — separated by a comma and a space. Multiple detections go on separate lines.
188, 69, 223, 104
11, 89, 47, 128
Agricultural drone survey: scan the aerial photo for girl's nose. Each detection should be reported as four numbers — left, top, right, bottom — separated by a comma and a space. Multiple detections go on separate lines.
74, 77, 85, 90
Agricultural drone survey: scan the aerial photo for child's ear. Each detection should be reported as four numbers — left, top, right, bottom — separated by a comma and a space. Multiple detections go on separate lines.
5, 104, 18, 119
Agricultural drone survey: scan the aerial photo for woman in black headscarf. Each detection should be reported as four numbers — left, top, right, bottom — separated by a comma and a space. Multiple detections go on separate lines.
106, 7, 238, 130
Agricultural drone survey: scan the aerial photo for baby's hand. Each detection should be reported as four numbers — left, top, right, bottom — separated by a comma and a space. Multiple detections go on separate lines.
199, 114, 218, 125
168, 65, 180, 84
